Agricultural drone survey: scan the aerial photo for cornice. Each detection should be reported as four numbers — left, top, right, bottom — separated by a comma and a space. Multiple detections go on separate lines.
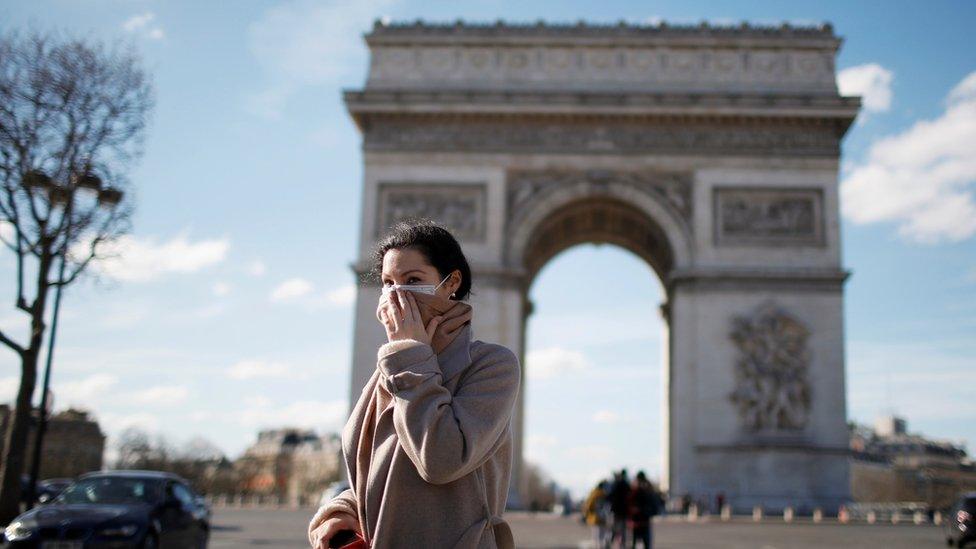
365, 19, 842, 50
344, 90, 860, 130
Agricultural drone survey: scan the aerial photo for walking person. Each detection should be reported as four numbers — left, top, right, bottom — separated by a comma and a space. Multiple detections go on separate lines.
307, 221, 522, 548
582, 480, 612, 548
608, 469, 631, 548
627, 471, 661, 549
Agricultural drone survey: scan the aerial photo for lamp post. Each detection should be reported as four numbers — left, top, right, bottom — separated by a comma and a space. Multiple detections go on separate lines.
23, 168, 122, 509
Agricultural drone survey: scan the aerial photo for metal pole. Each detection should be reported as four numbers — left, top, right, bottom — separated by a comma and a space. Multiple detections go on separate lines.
25, 199, 71, 509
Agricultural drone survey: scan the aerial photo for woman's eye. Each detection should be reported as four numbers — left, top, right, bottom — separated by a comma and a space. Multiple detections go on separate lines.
408, 277, 421, 284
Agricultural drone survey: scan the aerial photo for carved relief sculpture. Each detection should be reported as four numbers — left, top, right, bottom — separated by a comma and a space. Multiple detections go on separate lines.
715, 188, 824, 246
728, 303, 812, 431
377, 183, 487, 242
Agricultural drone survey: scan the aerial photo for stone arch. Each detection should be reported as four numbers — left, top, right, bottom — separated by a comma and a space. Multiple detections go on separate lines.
506, 175, 693, 288
521, 197, 673, 283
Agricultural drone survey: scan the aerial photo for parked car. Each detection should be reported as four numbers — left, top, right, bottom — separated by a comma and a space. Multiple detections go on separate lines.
3, 470, 210, 548
945, 492, 976, 547
36, 477, 74, 504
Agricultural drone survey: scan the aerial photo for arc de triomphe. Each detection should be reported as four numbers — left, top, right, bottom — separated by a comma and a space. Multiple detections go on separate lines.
342, 20, 859, 512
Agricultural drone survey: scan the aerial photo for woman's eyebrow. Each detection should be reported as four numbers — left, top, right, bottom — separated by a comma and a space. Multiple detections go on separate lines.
382, 269, 425, 278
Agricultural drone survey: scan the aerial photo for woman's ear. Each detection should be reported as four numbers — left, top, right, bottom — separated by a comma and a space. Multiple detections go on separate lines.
449, 270, 462, 297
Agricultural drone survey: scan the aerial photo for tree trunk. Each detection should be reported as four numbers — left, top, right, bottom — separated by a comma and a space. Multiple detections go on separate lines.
0, 251, 51, 526
0, 351, 38, 526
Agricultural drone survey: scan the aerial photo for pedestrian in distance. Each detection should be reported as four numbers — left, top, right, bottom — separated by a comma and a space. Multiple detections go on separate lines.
307, 220, 522, 549
582, 480, 613, 548
627, 471, 662, 549
608, 469, 631, 548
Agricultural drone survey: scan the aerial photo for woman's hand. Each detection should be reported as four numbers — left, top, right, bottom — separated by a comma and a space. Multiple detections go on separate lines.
309, 511, 359, 549
377, 290, 442, 345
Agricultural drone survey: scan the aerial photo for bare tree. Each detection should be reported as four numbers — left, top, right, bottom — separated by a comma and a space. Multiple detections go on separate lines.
0, 30, 152, 523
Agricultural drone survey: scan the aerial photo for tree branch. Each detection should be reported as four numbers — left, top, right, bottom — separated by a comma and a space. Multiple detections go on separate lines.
0, 326, 25, 357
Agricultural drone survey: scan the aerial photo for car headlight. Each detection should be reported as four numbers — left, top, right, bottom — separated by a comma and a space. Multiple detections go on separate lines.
4, 520, 34, 541
98, 524, 139, 537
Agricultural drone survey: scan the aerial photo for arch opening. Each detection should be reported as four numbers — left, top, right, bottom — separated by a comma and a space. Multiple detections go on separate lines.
521, 197, 676, 286
516, 196, 676, 502
522, 243, 667, 502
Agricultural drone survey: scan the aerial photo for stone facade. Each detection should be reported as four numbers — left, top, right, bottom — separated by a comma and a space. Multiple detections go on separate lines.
850, 417, 976, 509
0, 406, 105, 480
343, 20, 859, 513
235, 428, 340, 505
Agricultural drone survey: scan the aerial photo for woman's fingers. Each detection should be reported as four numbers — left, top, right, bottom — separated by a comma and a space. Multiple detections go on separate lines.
405, 291, 421, 323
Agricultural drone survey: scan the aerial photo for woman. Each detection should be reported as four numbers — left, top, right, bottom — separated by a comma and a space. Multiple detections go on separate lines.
308, 221, 521, 549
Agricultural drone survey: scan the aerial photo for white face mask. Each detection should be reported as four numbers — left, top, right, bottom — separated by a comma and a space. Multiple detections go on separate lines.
382, 273, 451, 296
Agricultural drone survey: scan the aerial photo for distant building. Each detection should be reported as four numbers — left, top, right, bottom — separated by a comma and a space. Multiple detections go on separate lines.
289, 432, 342, 506
850, 415, 976, 508
0, 406, 105, 480
235, 428, 340, 505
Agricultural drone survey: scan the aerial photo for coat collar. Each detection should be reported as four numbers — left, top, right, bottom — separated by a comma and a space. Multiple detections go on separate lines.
435, 322, 472, 383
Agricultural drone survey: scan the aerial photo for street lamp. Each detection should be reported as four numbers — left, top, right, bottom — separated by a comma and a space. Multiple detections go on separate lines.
24, 166, 123, 509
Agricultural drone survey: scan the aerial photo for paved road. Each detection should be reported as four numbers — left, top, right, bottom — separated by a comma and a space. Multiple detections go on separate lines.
210, 507, 950, 548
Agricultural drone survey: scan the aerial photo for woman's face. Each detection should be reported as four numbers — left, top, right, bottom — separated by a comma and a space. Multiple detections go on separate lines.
381, 247, 459, 300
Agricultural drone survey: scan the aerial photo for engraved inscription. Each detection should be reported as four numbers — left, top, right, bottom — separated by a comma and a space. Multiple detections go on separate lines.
715, 188, 824, 245
377, 183, 487, 242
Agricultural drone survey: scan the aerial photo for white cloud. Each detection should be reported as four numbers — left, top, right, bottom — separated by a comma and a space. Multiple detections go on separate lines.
841, 70, 976, 243
100, 412, 160, 434
592, 410, 623, 424
324, 284, 356, 307
270, 277, 314, 302
238, 398, 347, 430
838, 63, 893, 114
269, 279, 357, 309
213, 282, 231, 297
226, 359, 290, 380
525, 347, 589, 380
122, 13, 154, 32
122, 12, 165, 40
57, 373, 119, 407
248, 260, 267, 277
127, 385, 189, 407
80, 232, 229, 282
245, 0, 397, 119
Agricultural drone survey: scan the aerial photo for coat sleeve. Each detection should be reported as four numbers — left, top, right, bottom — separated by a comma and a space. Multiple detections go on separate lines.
307, 488, 358, 544
376, 339, 520, 485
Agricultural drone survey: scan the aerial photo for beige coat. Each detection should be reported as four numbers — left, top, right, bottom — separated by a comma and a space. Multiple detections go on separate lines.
308, 324, 521, 548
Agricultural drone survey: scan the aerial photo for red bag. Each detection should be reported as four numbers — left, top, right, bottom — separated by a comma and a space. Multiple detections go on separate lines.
329, 530, 368, 549
340, 534, 367, 549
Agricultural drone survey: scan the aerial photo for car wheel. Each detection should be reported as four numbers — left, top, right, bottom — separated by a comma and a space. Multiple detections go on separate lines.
142, 533, 159, 549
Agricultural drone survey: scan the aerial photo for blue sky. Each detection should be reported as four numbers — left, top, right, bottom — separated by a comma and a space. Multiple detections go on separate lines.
1, 1, 974, 499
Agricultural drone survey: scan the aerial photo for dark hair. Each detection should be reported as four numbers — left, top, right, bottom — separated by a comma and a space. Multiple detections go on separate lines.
371, 220, 472, 300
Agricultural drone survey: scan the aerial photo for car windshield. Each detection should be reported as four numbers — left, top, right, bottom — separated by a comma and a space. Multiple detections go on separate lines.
57, 477, 162, 505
